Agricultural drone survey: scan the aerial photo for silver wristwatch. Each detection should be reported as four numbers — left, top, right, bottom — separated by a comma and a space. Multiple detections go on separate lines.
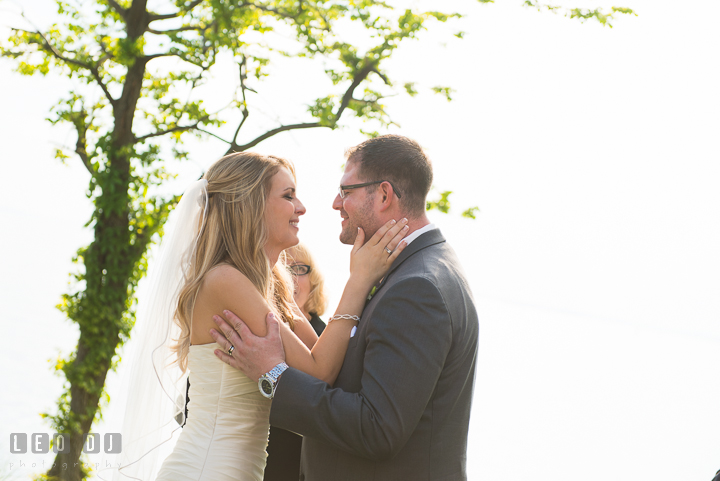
258, 362, 289, 399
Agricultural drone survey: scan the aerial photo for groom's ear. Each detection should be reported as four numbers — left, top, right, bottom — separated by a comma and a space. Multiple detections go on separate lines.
377, 182, 396, 212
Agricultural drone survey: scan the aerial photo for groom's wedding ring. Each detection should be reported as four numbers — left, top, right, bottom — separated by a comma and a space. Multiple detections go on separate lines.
227, 345, 235, 355
384, 247, 393, 254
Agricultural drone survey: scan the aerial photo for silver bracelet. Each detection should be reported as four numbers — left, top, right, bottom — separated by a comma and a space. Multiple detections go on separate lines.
328, 314, 360, 324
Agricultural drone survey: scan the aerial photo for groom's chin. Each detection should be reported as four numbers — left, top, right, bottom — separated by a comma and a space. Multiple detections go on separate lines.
339, 228, 356, 245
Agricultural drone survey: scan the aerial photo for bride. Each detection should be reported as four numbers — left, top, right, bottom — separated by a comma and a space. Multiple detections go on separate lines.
108, 152, 407, 481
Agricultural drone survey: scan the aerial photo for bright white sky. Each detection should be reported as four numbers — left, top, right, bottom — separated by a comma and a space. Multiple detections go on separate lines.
1, 0, 719, 480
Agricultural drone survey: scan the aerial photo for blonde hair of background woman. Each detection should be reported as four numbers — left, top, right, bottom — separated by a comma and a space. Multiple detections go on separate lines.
173, 152, 297, 372
286, 243, 328, 318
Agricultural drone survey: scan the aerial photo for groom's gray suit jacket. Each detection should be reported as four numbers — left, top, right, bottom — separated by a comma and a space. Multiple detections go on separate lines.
270, 229, 479, 481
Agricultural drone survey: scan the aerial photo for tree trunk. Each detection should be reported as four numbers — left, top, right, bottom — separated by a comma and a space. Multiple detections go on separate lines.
46, 174, 131, 480
46, 341, 113, 480
45, 33, 148, 480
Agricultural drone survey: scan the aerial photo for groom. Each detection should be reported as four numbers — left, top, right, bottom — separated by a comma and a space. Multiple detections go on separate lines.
213, 134, 478, 480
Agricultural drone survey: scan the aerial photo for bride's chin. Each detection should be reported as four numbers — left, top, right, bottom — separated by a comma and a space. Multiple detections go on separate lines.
277, 240, 299, 256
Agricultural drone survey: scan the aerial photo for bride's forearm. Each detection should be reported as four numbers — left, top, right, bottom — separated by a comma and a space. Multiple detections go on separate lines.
281, 220, 408, 383
331, 275, 374, 322
282, 276, 372, 384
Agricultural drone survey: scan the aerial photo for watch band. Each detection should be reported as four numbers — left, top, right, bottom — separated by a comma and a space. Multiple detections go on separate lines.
258, 362, 289, 399
266, 362, 289, 383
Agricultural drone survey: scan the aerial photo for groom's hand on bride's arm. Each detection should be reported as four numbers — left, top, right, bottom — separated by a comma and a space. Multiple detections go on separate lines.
210, 310, 285, 381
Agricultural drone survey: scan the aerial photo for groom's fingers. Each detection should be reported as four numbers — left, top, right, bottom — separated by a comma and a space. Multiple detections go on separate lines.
213, 348, 239, 369
265, 312, 281, 342
209, 323, 232, 350
211, 315, 234, 341
223, 309, 254, 341
223, 309, 249, 339
212, 316, 243, 351
209, 325, 239, 370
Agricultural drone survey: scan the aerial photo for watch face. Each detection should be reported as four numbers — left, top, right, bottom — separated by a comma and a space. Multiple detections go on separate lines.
260, 379, 273, 396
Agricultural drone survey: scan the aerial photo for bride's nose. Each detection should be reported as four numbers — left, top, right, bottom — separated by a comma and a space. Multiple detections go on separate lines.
295, 199, 306, 215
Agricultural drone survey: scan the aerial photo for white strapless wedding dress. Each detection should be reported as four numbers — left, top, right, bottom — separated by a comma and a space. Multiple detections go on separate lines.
155, 344, 271, 481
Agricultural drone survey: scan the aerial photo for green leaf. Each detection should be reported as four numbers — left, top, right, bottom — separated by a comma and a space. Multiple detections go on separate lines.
431, 86, 454, 102
462, 206, 480, 219
427, 190, 453, 214
404, 82, 418, 97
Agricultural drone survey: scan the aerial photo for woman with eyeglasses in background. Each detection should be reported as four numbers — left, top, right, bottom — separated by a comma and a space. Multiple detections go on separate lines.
286, 243, 328, 337
263, 243, 328, 481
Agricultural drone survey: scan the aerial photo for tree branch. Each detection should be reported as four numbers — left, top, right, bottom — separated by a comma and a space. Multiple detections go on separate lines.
242, 1, 303, 21
53, 140, 93, 175
223, 59, 379, 154
372, 67, 391, 86
306, 2, 332, 30
103, 0, 127, 19
197, 129, 232, 144
231, 122, 323, 153
75, 128, 94, 175
147, 24, 209, 35
142, 51, 207, 70
335, 61, 376, 121
16, 25, 117, 108
69, 105, 95, 175
142, 52, 176, 61
134, 118, 207, 142
231, 56, 251, 144
148, 0, 204, 22
92, 73, 116, 107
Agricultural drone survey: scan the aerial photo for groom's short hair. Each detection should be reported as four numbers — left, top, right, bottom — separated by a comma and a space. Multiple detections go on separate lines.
345, 134, 433, 217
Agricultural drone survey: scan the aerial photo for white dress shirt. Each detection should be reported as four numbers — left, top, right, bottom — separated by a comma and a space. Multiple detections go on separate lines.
401, 223, 436, 246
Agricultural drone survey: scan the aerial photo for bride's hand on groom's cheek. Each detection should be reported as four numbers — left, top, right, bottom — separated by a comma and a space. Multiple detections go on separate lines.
210, 311, 285, 381
350, 218, 409, 285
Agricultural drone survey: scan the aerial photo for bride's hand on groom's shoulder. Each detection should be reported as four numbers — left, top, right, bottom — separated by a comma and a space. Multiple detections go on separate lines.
349, 218, 409, 289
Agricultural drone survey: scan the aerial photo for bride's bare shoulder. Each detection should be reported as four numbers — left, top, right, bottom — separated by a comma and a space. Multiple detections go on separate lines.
202, 264, 254, 292
192, 264, 268, 342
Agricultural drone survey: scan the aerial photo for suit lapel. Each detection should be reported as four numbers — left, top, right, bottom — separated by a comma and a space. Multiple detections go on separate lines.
372, 228, 445, 295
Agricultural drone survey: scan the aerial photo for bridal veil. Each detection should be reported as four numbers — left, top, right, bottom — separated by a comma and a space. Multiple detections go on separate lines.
99, 179, 208, 481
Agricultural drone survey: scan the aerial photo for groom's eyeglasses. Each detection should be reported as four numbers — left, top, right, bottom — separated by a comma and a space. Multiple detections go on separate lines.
338, 180, 402, 199
288, 264, 311, 276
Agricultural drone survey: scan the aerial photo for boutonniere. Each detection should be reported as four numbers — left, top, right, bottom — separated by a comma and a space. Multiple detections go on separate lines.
367, 285, 377, 301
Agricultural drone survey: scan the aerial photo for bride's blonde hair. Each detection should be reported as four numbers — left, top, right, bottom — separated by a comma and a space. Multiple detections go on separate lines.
173, 152, 297, 372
